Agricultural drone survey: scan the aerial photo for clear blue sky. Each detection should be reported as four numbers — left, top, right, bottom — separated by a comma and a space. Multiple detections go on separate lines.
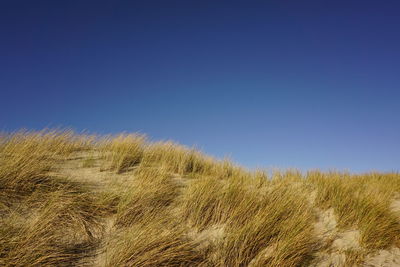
1, 1, 399, 173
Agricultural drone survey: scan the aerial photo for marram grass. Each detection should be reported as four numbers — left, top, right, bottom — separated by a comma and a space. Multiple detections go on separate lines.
0, 129, 399, 266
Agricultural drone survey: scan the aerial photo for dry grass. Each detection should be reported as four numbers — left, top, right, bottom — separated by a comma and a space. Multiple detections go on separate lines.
100, 133, 146, 173
105, 214, 205, 267
216, 184, 317, 266
115, 167, 179, 227
309, 171, 400, 250
0, 129, 399, 266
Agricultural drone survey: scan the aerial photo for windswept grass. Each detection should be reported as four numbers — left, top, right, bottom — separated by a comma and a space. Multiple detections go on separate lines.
115, 167, 179, 227
0, 130, 94, 209
0, 130, 104, 266
0, 129, 399, 266
100, 134, 146, 173
309, 171, 400, 250
0, 183, 106, 266
142, 141, 246, 179
216, 182, 316, 266
105, 215, 205, 267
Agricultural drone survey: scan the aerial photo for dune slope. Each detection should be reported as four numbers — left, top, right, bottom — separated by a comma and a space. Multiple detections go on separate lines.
0, 130, 399, 266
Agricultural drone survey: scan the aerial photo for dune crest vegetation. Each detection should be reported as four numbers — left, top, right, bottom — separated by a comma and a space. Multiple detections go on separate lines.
0, 129, 399, 266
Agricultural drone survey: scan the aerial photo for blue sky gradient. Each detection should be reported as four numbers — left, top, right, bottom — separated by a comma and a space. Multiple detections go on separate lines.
1, 1, 399, 172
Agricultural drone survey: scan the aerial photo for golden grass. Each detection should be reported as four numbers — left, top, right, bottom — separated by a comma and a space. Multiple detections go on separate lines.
214, 182, 317, 266
105, 215, 205, 267
115, 167, 179, 227
0, 130, 93, 209
100, 133, 146, 173
0, 184, 107, 266
309, 171, 400, 252
0, 129, 399, 266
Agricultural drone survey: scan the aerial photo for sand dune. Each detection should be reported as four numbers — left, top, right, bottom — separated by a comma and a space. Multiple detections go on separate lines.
1, 130, 399, 266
